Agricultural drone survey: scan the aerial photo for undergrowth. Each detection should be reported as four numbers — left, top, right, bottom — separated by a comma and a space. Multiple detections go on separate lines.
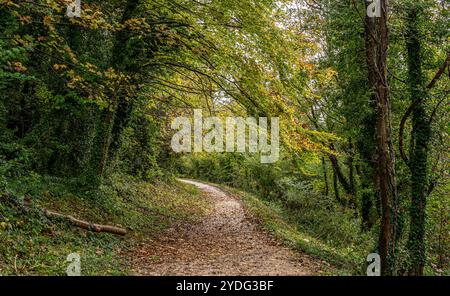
0, 174, 208, 275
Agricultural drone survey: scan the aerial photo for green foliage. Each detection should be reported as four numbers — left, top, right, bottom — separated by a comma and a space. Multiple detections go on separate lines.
281, 181, 371, 248
0, 174, 208, 275
179, 153, 285, 200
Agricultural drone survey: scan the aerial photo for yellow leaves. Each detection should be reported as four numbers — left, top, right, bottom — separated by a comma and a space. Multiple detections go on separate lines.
61, 63, 134, 111
43, 15, 53, 27
0, 0, 19, 8
42, 14, 57, 33
304, 63, 315, 71
277, 114, 338, 155
9, 61, 27, 73
84, 62, 101, 75
102, 68, 130, 87
53, 64, 67, 71
66, 69, 83, 89
66, 4, 116, 31
47, 0, 62, 13
61, 45, 78, 63
10, 35, 31, 47
18, 15, 32, 24
122, 18, 151, 31
324, 67, 337, 79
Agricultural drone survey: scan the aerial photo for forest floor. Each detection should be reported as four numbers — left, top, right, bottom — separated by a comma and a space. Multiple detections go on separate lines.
129, 179, 323, 275
0, 176, 210, 275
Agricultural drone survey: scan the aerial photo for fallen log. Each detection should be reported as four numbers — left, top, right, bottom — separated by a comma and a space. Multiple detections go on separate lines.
44, 209, 127, 236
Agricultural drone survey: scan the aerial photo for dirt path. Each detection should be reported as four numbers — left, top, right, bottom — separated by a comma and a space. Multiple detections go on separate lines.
130, 179, 321, 275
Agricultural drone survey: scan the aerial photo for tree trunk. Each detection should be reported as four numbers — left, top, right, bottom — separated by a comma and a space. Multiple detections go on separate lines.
322, 157, 329, 196
107, 0, 141, 165
405, 5, 431, 276
358, 13, 379, 230
328, 145, 354, 196
365, 0, 399, 275
332, 167, 341, 204
89, 100, 118, 180
346, 140, 356, 208
88, 0, 140, 180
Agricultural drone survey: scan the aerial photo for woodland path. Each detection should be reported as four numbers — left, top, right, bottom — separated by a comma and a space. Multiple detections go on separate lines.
130, 179, 322, 275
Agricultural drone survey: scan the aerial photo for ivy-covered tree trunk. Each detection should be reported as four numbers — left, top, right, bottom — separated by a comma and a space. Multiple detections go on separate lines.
365, 0, 399, 275
107, 0, 141, 165
405, 5, 431, 276
89, 99, 119, 180
89, 0, 140, 180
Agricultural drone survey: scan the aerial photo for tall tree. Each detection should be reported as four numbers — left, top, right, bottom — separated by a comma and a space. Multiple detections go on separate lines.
364, 0, 399, 275
404, 2, 430, 276
402, 1, 449, 275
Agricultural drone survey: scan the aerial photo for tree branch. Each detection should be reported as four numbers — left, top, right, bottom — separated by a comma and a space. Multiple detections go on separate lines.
399, 100, 419, 166
427, 52, 450, 89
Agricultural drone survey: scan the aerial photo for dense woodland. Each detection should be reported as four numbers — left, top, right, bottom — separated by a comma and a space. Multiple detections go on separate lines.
0, 0, 448, 275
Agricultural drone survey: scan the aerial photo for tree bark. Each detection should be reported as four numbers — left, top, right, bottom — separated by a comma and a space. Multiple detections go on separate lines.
328, 142, 354, 197
332, 167, 341, 204
328, 153, 353, 195
364, 0, 399, 275
44, 209, 127, 236
357, 43, 377, 229
405, 4, 431, 276
322, 157, 329, 196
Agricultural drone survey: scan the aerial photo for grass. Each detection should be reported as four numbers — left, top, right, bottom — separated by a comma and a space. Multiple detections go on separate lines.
0, 174, 210, 275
